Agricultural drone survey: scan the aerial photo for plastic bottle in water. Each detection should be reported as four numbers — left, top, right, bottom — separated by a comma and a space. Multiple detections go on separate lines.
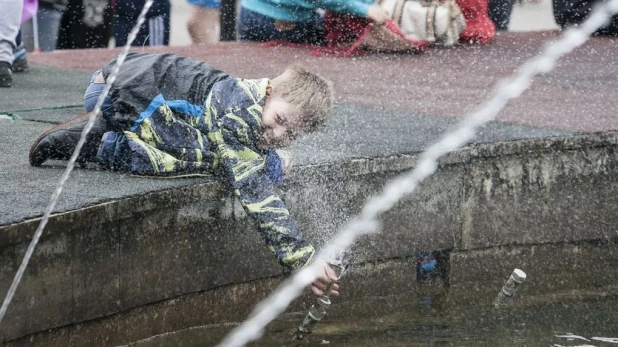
494, 268, 527, 308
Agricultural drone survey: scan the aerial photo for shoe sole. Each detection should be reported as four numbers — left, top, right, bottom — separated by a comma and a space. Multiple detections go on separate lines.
29, 112, 94, 166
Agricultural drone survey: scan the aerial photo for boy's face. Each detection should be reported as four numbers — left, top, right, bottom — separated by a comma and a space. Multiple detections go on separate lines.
260, 97, 303, 149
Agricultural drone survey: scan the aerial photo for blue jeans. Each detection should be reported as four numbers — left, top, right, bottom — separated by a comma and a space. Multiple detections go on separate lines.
84, 70, 115, 119
21, 7, 63, 52
237, 7, 325, 45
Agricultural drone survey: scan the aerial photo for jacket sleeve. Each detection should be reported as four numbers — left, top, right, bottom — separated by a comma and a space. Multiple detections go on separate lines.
214, 112, 315, 270
307, 0, 371, 18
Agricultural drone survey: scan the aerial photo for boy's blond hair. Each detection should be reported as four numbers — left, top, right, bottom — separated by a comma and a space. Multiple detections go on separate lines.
271, 65, 334, 134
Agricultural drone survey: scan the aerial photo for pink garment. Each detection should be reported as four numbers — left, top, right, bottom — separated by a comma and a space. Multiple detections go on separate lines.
22, 0, 38, 23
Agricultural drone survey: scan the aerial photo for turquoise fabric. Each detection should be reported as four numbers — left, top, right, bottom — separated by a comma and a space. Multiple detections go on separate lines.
241, 0, 373, 22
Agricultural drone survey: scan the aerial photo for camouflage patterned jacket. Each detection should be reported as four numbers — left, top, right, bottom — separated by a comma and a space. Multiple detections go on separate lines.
99, 54, 315, 270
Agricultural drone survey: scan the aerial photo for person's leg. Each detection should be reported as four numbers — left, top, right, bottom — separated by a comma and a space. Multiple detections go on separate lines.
115, 13, 169, 46
36, 7, 63, 51
58, 0, 113, 49
279, 11, 324, 45
83, 70, 114, 116
552, 0, 618, 35
114, 14, 132, 46
146, 14, 170, 46
186, 0, 221, 44
238, 7, 324, 44
29, 71, 111, 166
598, 16, 618, 35
12, 29, 28, 72
0, 0, 23, 87
488, 0, 516, 31
237, 7, 278, 41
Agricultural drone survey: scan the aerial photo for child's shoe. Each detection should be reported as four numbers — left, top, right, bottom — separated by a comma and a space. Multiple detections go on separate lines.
12, 43, 28, 72
29, 113, 106, 166
0, 62, 12, 88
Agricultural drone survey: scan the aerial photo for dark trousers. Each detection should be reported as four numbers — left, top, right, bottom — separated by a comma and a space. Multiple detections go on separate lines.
237, 7, 325, 45
552, 0, 618, 35
57, 0, 113, 49
488, 0, 516, 31
113, 0, 171, 46
114, 14, 170, 46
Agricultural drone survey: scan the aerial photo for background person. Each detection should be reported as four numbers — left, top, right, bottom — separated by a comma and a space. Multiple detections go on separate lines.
0, 0, 23, 87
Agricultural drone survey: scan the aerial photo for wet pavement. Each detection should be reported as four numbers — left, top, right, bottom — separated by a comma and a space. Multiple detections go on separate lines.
2, 32, 616, 226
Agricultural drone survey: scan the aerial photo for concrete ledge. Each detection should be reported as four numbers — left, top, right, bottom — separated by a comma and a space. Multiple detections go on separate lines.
1, 132, 617, 344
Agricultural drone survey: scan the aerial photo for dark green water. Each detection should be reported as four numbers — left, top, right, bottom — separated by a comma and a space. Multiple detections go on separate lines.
125, 290, 618, 347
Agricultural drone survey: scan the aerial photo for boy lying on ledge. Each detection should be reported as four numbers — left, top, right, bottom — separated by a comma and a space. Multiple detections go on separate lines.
29, 52, 339, 296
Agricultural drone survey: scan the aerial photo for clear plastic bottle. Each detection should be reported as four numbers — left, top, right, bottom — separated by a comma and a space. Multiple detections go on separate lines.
292, 263, 344, 341
494, 268, 527, 308
292, 286, 333, 341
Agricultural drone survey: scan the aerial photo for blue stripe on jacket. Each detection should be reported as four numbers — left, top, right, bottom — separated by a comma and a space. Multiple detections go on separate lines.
130, 93, 166, 131
167, 100, 204, 117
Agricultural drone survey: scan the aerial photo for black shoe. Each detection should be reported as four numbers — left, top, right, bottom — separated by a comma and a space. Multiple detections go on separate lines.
29, 112, 106, 167
0, 62, 12, 88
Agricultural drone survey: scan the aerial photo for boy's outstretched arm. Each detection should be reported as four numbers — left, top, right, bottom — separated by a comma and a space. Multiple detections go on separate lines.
215, 125, 340, 296
214, 115, 315, 271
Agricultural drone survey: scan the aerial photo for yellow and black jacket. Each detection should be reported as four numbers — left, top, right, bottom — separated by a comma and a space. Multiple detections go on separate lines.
98, 52, 315, 270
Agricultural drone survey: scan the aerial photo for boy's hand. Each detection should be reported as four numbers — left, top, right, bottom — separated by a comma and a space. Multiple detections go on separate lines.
367, 5, 390, 24
310, 260, 340, 297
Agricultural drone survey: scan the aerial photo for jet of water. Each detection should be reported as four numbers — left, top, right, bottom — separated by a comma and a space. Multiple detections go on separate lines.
217, 1, 618, 346
0, 0, 156, 325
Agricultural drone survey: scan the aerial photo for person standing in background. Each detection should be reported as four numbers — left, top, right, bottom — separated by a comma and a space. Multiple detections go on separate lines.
186, 0, 221, 44
0, 0, 23, 87
114, 0, 171, 46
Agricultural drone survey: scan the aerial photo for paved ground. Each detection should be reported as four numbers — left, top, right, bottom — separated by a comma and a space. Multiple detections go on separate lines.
2, 31, 617, 226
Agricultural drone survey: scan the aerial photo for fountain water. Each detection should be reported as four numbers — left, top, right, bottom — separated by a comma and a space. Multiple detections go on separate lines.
217, 1, 618, 346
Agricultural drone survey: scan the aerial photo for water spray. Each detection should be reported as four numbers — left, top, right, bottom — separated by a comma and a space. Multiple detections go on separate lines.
292, 263, 345, 342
